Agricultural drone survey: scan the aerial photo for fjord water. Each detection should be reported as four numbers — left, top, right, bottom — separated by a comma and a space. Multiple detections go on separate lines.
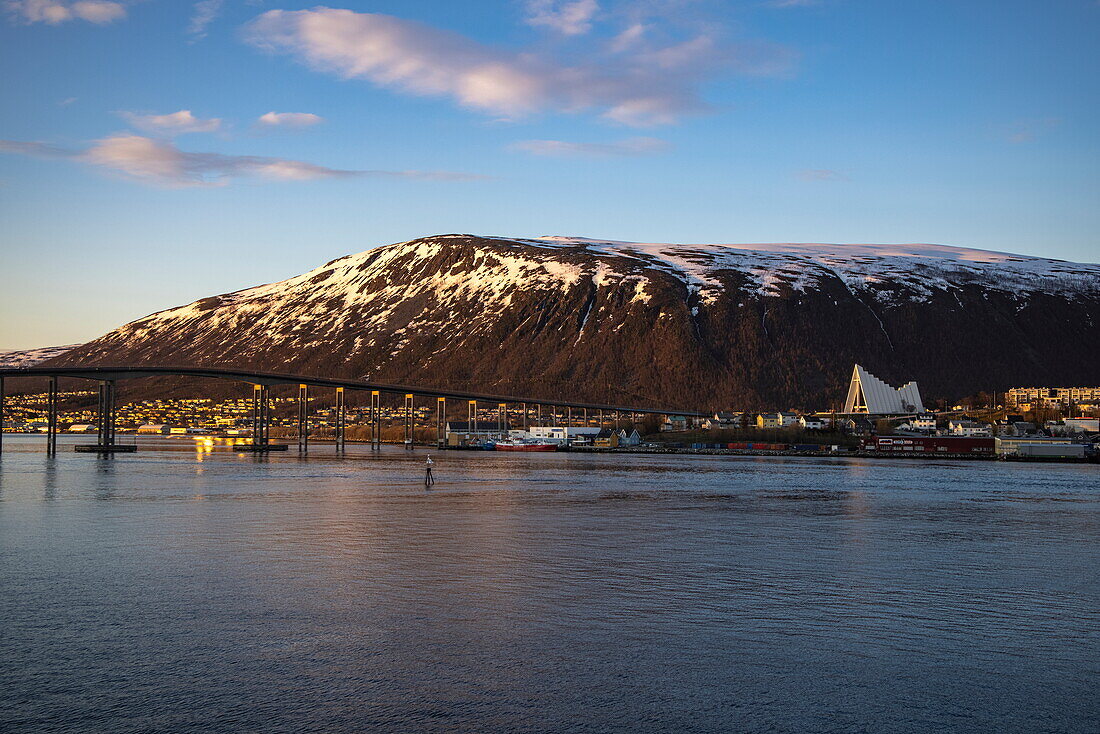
1, 437, 1097, 734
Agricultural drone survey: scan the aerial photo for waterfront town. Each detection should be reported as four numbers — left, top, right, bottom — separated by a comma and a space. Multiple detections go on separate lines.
4, 365, 1098, 461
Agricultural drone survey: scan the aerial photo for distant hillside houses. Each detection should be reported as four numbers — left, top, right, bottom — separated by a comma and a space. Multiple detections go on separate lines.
1006, 386, 1100, 410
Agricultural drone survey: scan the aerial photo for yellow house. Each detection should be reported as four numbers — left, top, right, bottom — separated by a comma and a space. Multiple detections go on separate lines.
593, 429, 621, 448
756, 413, 780, 429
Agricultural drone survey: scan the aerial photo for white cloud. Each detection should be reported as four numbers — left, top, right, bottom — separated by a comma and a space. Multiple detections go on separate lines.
188, 0, 223, 39
119, 110, 223, 135
244, 8, 793, 127
256, 111, 324, 128
0, 135, 485, 187
511, 136, 669, 157
6, 0, 126, 24
525, 0, 598, 36
608, 22, 646, 53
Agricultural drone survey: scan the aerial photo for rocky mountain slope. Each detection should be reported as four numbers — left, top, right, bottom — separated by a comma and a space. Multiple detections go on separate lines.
46, 234, 1100, 410
0, 345, 80, 369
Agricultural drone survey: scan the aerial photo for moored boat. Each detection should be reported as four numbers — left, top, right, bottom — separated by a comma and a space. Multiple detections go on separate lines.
494, 439, 559, 452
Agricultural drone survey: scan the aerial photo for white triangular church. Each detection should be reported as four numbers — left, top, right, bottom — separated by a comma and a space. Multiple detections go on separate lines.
843, 364, 925, 414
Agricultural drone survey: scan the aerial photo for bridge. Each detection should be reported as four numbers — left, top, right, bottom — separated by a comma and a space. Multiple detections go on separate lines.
0, 365, 707, 455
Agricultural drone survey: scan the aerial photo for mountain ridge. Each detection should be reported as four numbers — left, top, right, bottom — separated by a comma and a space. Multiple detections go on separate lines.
45, 234, 1100, 410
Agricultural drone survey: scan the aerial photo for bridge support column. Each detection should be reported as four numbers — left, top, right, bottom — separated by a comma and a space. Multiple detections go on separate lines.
0, 376, 4, 454
468, 400, 477, 438
370, 391, 380, 450
335, 387, 346, 453
436, 397, 446, 448
404, 393, 414, 449
242, 384, 274, 451
259, 385, 270, 447
297, 384, 309, 453
98, 380, 116, 448
77, 379, 136, 453
46, 377, 58, 456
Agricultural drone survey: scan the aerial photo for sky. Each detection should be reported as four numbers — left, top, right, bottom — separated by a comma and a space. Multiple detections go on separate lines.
1, 0, 1098, 349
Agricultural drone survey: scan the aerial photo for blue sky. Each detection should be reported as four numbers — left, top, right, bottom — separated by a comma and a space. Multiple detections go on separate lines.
1, 0, 1098, 349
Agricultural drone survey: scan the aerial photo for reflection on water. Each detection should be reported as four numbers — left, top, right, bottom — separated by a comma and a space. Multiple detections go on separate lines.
0, 435, 1097, 733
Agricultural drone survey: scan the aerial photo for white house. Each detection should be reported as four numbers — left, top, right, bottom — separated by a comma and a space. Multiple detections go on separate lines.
911, 414, 936, 431
618, 428, 642, 446
798, 415, 829, 431
778, 412, 800, 427
703, 412, 741, 430
662, 415, 690, 432
949, 419, 991, 437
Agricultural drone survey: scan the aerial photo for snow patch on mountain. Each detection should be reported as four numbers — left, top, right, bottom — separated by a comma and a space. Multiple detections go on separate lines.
83, 233, 1100, 364
529, 236, 1100, 303
0, 344, 81, 369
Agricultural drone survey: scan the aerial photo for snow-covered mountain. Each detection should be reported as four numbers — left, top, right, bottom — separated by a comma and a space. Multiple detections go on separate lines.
48, 234, 1100, 409
0, 344, 80, 369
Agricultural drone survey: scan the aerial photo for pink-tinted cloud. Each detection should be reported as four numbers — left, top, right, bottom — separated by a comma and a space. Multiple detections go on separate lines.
511, 136, 669, 157
244, 8, 794, 127
524, 0, 599, 36
5, 0, 125, 24
119, 109, 223, 135
256, 111, 325, 128
0, 135, 485, 187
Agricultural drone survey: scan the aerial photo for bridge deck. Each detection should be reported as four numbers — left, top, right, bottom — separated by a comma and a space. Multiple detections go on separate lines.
0, 365, 706, 416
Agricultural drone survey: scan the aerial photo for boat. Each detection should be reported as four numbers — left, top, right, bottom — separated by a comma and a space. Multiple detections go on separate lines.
493, 438, 559, 452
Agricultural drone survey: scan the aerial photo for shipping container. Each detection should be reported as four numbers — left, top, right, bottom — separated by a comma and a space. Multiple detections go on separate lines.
792, 443, 819, 452
861, 436, 995, 455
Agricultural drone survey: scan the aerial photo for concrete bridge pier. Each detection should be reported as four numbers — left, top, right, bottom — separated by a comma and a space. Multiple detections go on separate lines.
404, 393, 414, 449
436, 397, 445, 448
235, 383, 284, 452
0, 376, 5, 454
46, 377, 58, 456
254, 384, 271, 447
76, 379, 135, 453
335, 387, 346, 453
370, 390, 380, 450
297, 384, 309, 453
